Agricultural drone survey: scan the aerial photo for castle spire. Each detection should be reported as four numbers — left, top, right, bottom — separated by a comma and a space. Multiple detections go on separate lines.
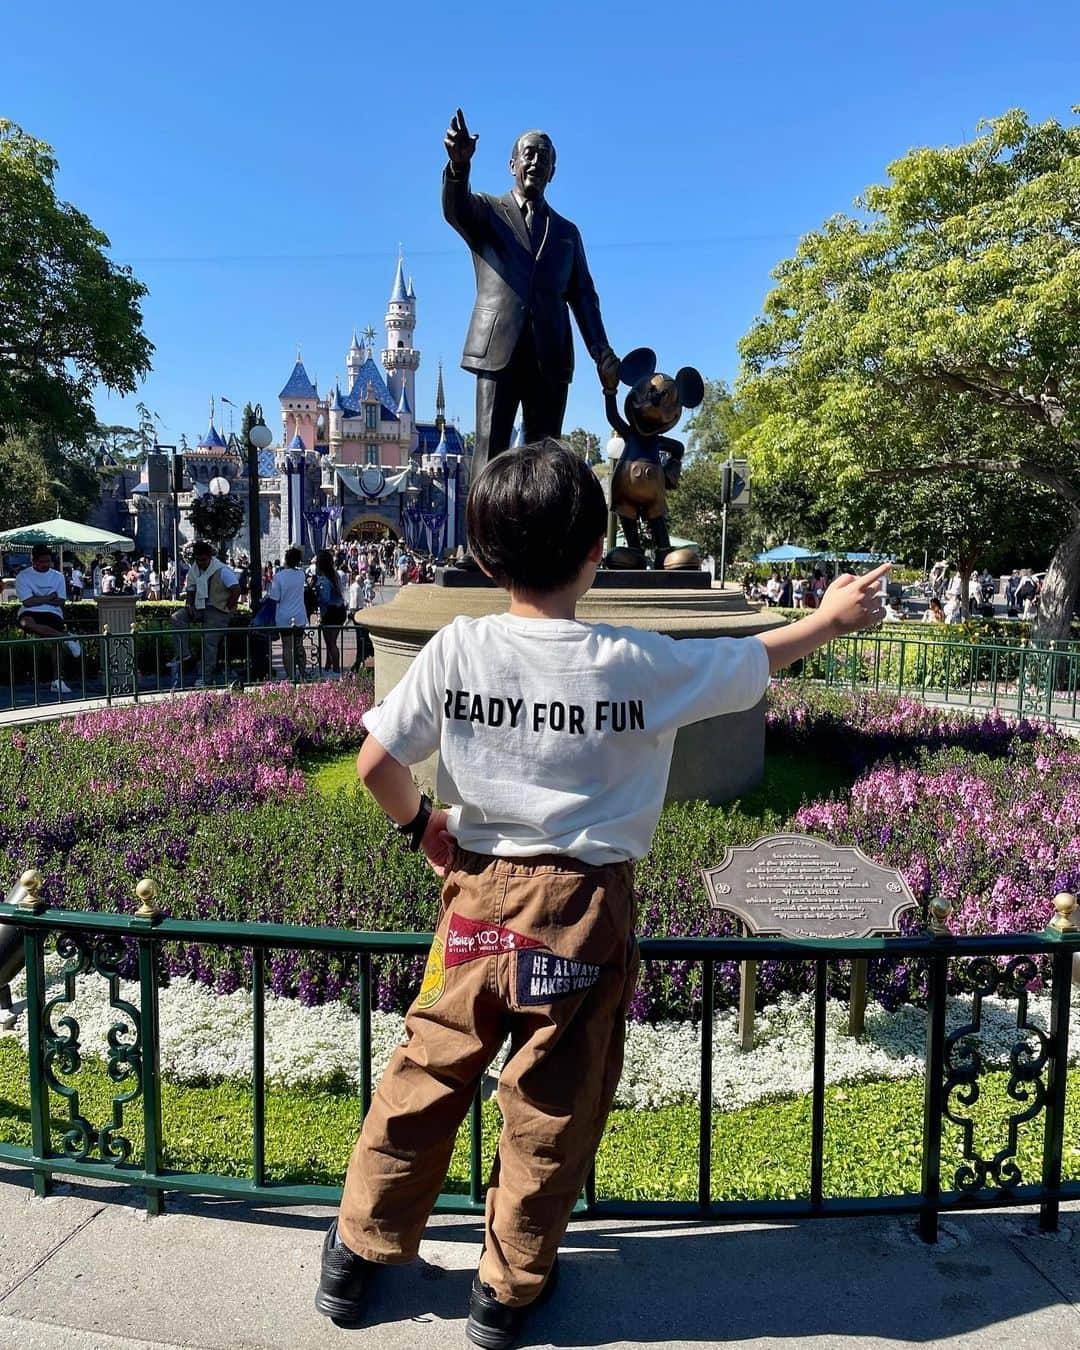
435, 361, 446, 431
389, 251, 409, 303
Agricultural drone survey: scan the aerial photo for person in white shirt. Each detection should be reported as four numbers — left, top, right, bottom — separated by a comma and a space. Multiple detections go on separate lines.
70, 565, 84, 599
318, 441, 890, 1338
15, 545, 81, 694
170, 541, 240, 686
265, 547, 309, 679
765, 572, 782, 606
346, 571, 364, 612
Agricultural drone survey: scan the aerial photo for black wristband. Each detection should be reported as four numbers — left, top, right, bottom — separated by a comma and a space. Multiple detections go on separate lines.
394, 794, 432, 852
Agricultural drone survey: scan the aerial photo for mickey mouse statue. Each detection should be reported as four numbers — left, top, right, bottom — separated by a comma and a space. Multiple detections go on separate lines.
603, 347, 705, 569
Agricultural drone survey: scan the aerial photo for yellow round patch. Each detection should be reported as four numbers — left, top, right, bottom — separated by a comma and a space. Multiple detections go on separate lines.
417, 935, 445, 1010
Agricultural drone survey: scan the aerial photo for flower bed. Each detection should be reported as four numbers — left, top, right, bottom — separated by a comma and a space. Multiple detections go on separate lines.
2, 683, 1075, 1020
12, 954, 1077, 1112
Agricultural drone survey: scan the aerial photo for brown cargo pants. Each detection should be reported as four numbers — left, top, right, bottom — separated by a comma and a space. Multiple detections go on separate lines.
337, 848, 638, 1307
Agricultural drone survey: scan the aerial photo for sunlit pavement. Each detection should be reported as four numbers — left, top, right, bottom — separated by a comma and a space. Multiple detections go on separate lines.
2, 1169, 1080, 1349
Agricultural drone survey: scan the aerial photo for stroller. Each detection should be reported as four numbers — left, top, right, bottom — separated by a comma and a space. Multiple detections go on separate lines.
350, 614, 374, 674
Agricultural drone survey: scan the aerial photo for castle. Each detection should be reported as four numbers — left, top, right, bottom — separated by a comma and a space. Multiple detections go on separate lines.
94, 255, 471, 563
274, 253, 470, 556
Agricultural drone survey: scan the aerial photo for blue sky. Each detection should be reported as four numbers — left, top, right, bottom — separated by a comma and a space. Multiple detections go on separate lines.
7, 0, 1080, 448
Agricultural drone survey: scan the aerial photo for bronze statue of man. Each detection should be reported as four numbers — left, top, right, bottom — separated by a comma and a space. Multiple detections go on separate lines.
443, 109, 619, 476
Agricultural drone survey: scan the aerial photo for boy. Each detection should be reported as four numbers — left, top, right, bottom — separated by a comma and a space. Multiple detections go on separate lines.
317, 441, 888, 1347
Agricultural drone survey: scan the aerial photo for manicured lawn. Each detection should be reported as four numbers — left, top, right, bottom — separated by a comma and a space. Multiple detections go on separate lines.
301, 746, 363, 796
301, 742, 857, 816
2, 1039, 1076, 1203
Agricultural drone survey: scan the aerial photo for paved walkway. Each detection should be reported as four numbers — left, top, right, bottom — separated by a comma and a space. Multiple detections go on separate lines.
2, 1168, 1080, 1348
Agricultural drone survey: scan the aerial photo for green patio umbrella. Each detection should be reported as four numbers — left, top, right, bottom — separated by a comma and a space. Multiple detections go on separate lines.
0, 517, 135, 554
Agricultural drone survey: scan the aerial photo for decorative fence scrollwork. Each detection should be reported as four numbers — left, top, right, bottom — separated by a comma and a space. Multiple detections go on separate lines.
42, 931, 142, 1165
943, 955, 1049, 1195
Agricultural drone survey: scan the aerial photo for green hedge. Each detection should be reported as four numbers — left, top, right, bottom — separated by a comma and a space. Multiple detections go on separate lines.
0, 602, 256, 682
0, 599, 252, 634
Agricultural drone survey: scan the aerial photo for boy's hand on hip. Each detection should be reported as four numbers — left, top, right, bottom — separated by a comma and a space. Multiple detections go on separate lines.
422, 808, 456, 878
818, 563, 891, 635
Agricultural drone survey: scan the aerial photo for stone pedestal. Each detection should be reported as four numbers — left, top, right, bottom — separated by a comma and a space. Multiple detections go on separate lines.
94, 596, 139, 698
94, 595, 138, 635
363, 582, 785, 805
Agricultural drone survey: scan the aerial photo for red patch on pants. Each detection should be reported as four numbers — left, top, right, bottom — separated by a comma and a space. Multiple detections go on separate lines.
444, 913, 545, 968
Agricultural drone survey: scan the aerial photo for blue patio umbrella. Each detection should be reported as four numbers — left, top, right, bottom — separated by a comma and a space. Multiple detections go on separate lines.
752, 544, 820, 564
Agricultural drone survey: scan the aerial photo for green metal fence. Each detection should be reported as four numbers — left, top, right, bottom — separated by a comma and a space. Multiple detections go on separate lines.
2, 886, 1079, 1243
0, 622, 372, 711
781, 630, 1080, 724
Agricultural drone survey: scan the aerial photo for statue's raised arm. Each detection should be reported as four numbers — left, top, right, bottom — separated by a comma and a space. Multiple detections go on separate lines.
441, 111, 617, 480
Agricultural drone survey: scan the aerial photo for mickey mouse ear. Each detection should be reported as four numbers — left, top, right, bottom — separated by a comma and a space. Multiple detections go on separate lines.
675, 367, 705, 409
618, 347, 657, 386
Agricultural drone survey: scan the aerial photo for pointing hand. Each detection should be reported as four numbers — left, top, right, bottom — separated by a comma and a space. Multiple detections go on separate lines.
445, 108, 478, 169
818, 563, 892, 635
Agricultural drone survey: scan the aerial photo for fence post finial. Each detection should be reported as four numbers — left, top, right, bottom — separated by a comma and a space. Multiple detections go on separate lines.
1050, 892, 1078, 934
928, 896, 952, 937
134, 878, 163, 923
16, 869, 45, 913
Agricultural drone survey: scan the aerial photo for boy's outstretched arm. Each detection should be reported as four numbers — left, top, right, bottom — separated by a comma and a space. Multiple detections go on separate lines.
757, 564, 890, 675
357, 733, 456, 877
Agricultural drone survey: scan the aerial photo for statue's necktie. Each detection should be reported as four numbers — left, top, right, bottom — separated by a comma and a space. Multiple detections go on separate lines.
523, 201, 541, 253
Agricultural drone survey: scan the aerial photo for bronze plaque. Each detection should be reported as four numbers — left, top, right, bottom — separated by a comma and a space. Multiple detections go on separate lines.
702, 833, 916, 939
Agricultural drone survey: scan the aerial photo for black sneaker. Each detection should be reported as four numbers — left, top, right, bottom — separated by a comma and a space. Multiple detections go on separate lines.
314, 1221, 375, 1327
465, 1255, 559, 1349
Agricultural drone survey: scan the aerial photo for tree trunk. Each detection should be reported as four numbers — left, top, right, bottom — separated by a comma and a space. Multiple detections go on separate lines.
1033, 518, 1080, 644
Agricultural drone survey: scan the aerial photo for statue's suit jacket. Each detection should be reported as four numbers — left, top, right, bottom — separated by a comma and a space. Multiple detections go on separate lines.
442, 165, 609, 383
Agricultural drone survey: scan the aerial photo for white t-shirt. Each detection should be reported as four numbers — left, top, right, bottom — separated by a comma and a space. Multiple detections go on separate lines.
15, 566, 67, 620
363, 613, 770, 865
266, 567, 308, 629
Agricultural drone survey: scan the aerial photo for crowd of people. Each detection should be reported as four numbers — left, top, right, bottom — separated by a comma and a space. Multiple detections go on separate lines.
746, 570, 830, 609
4, 533, 446, 695
745, 561, 1046, 624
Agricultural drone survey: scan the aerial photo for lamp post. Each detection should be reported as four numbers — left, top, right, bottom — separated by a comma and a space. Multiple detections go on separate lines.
153, 442, 180, 597
247, 405, 274, 608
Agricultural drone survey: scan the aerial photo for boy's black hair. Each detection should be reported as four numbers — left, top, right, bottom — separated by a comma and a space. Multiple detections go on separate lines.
466, 438, 607, 593
31, 544, 52, 561
284, 546, 303, 568
192, 540, 213, 557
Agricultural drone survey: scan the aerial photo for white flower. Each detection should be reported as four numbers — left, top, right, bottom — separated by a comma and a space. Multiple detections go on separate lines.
4, 958, 1073, 1113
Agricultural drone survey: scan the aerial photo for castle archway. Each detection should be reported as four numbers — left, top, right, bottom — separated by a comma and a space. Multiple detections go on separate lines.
344, 515, 399, 543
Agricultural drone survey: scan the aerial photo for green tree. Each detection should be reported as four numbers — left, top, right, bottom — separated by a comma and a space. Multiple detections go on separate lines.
238, 402, 257, 452
564, 426, 602, 464
739, 108, 1080, 641
0, 427, 102, 531
666, 455, 725, 558
671, 378, 837, 569
95, 423, 143, 460
836, 473, 1072, 617
685, 379, 743, 460
0, 120, 152, 445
